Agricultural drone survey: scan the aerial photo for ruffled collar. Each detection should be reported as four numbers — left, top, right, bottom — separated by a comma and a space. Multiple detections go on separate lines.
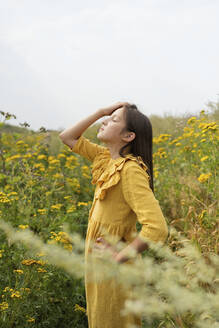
91, 149, 148, 200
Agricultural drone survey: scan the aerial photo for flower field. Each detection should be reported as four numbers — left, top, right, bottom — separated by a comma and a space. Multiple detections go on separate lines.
0, 108, 218, 328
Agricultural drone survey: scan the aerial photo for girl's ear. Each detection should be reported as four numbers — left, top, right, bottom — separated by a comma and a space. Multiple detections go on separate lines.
122, 132, 136, 143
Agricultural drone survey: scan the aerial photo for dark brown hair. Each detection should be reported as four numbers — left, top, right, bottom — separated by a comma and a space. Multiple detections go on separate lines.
119, 103, 154, 192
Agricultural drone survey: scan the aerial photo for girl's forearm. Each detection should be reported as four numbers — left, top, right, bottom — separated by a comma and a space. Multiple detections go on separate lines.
115, 236, 149, 264
59, 109, 104, 141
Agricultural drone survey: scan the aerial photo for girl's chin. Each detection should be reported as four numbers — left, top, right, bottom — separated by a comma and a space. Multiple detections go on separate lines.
97, 134, 107, 143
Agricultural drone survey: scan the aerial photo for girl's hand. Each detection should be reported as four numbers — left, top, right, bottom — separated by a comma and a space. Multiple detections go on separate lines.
101, 102, 130, 116
93, 237, 119, 261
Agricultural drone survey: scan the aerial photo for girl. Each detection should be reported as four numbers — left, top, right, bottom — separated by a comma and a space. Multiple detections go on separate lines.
59, 102, 168, 328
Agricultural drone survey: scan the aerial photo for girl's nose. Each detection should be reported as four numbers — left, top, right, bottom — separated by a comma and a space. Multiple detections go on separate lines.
103, 118, 109, 125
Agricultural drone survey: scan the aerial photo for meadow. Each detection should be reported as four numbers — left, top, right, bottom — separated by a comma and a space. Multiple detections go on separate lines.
0, 104, 218, 327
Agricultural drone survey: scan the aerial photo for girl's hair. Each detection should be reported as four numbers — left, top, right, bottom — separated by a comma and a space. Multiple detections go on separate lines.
119, 103, 154, 192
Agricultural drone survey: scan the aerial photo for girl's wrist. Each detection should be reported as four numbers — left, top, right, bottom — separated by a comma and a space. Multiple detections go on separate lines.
113, 251, 128, 264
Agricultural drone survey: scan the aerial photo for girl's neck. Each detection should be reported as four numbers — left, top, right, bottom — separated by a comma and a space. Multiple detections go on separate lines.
108, 146, 131, 160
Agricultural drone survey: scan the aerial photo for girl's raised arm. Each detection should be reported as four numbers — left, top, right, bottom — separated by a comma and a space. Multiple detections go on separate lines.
59, 102, 127, 150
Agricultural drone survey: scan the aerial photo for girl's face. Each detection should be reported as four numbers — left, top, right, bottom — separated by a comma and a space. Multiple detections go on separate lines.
97, 107, 127, 144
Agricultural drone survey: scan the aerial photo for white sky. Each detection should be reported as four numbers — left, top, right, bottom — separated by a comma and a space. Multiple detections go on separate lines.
0, 0, 219, 131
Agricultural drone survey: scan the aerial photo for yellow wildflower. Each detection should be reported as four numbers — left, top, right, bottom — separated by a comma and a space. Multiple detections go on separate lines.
58, 153, 66, 159
21, 259, 37, 266
198, 173, 212, 183
37, 209, 47, 215
153, 134, 171, 144
67, 205, 76, 213
0, 302, 9, 311
77, 202, 88, 207
33, 163, 45, 169
8, 192, 18, 196
26, 317, 35, 323
199, 122, 218, 131
53, 173, 63, 179
48, 159, 60, 165
13, 269, 24, 274
200, 156, 209, 162
16, 140, 25, 145
50, 204, 63, 211
187, 117, 197, 125
21, 259, 46, 266
0, 192, 10, 203
37, 154, 47, 160
18, 224, 29, 230
23, 153, 32, 159
5, 154, 21, 162
11, 291, 21, 298
74, 303, 87, 314
37, 268, 47, 273
64, 196, 72, 200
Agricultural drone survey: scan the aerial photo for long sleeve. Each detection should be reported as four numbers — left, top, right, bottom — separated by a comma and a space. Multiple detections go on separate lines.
71, 135, 107, 163
121, 160, 168, 243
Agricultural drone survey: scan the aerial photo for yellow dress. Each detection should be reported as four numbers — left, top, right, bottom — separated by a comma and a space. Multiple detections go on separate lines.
72, 135, 168, 328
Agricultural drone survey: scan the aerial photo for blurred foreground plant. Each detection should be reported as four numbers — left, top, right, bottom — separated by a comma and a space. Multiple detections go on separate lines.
0, 220, 218, 328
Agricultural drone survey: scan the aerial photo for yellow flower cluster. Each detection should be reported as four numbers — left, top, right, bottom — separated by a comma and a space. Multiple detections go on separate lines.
37, 267, 47, 273
77, 202, 88, 207
65, 155, 78, 169
67, 205, 76, 213
200, 156, 209, 162
11, 291, 21, 298
153, 134, 172, 144
33, 163, 45, 172
74, 303, 87, 314
21, 259, 46, 266
57, 153, 66, 159
3, 287, 26, 299
66, 177, 80, 193
0, 249, 4, 258
153, 148, 167, 159
37, 208, 47, 215
48, 231, 73, 251
198, 122, 218, 132
13, 269, 24, 274
37, 154, 47, 160
0, 302, 8, 311
18, 225, 29, 230
53, 173, 63, 179
187, 117, 197, 125
0, 192, 10, 203
16, 140, 25, 146
198, 173, 212, 183
50, 203, 63, 211
81, 165, 91, 179
26, 317, 35, 323
5, 154, 21, 162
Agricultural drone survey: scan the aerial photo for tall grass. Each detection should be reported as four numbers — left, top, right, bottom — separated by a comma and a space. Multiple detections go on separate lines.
0, 103, 218, 327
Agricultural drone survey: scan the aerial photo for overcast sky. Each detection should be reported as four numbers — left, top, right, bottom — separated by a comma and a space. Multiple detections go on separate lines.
0, 0, 219, 132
